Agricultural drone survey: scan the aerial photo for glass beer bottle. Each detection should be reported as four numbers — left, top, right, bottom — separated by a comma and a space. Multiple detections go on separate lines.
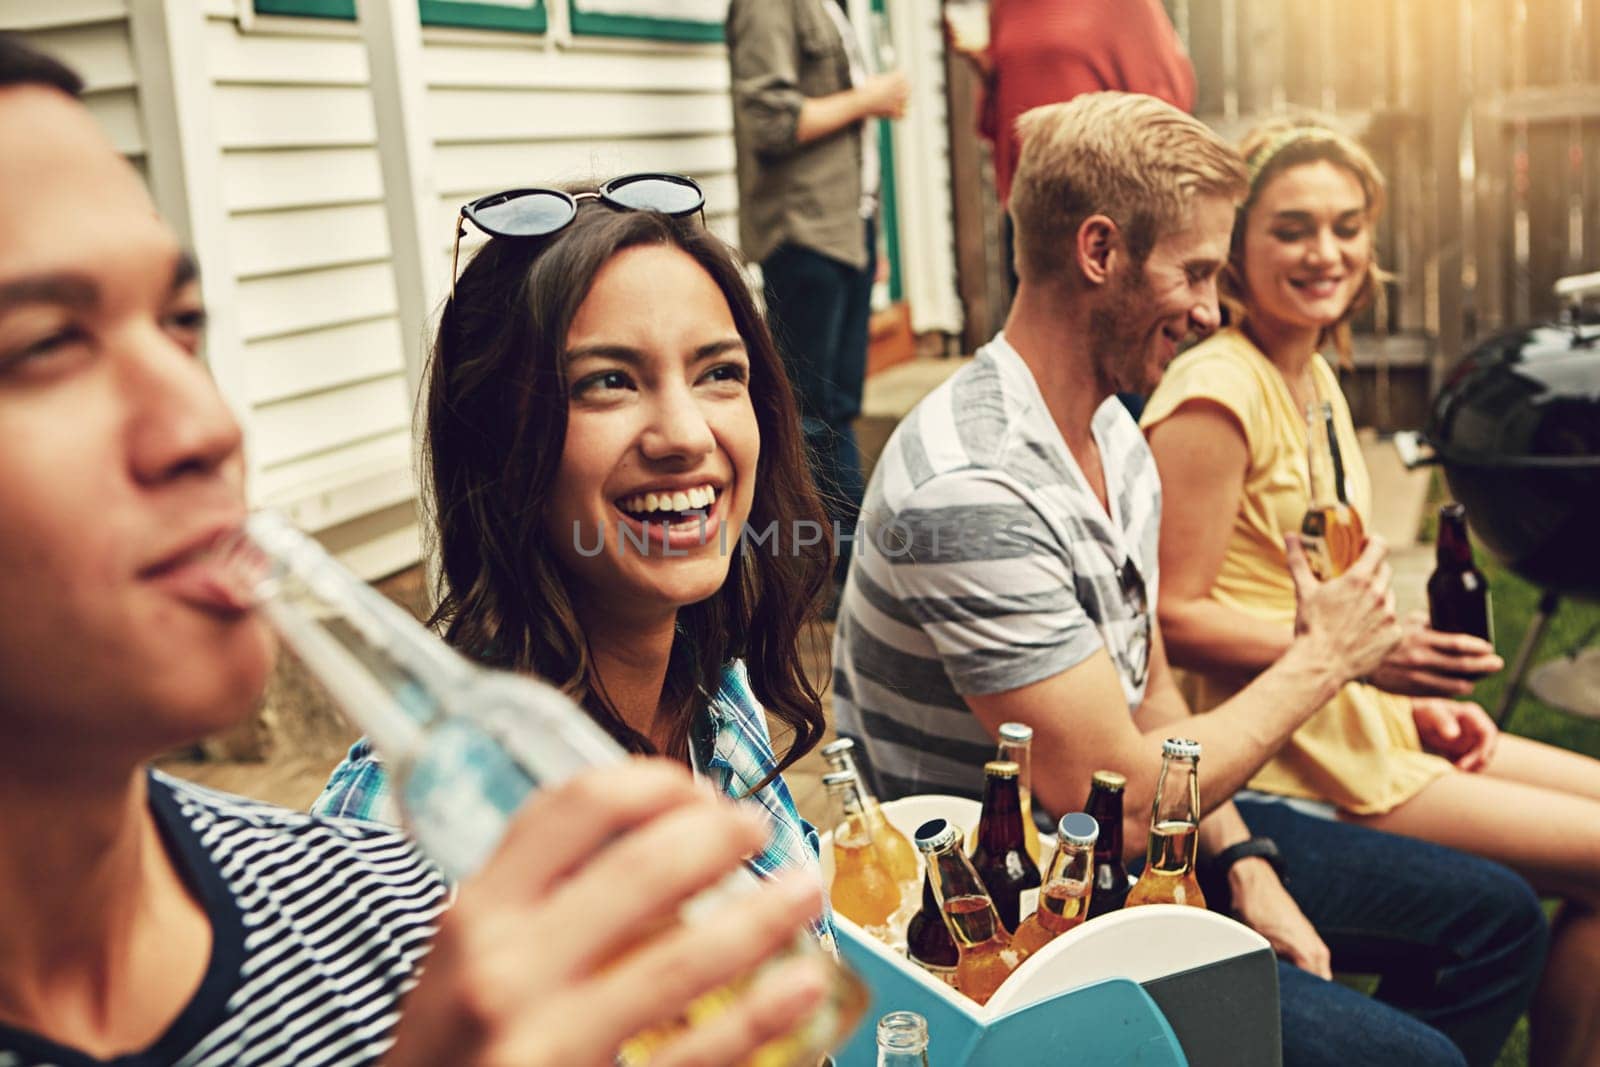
905, 870, 959, 985
966, 724, 1043, 864
876, 1010, 931, 1067
822, 770, 904, 934
1013, 812, 1098, 955
968, 760, 1042, 932
1125, 739, 1206, 909
915, 818, 1025, 1006
229, 512, 866, 1067
1300, 401, 1365, 579
1428, 503, 1493, 645
820, 738, 920, 886
1084, 770, 1131, 919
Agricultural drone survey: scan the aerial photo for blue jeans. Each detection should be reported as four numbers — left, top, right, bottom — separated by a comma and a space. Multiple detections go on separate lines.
1209, 799, 1549, 1067
760, 227, 875, 577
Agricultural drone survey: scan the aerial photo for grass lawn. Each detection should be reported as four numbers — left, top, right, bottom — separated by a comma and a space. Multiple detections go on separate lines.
1463, 548, 1600, 1067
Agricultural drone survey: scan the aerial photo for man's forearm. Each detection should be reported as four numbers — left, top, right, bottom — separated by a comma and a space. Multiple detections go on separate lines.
795, 89, 870, 144
1135, 639, 1342, 811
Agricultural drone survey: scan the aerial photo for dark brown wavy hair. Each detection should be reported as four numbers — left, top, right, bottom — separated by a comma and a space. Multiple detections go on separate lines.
424, 195, 830, 774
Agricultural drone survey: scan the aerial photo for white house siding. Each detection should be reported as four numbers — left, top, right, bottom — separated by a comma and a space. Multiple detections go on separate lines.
423, 37, 739, 279
1, 2, 146, 180
202, 10, 419, 580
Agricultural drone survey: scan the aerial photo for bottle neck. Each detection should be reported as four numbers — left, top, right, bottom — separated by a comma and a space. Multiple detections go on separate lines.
1151, 756, 1199, 828
924, 841, 1006, 945
977, 773, 1025, 852
1045, 840, 1094, 885
1305, 403, 1350, 507
826, 781, 874, 845
252, 526, 479, 763
997, 739, 1032, 792
1086, 785, 1125, 865
1436, 511, 1475, 568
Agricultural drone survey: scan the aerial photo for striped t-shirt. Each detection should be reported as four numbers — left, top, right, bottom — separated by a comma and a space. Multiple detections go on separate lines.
0, 771, 448, 1067
833, 332, 1161, 802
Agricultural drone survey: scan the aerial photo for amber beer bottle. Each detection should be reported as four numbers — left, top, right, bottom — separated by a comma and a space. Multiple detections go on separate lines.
820, 738, 920, 887
1083, 770, 1131, 918
1300, 401, 1365, 580
1428, 503, 1493, 644
969, 760, 1042, 932
1125, 739, 1206, 909
821, 771, 903, 934
964, 724, 1044, 864
914, 818, 1025, 1006
1013, 813, 1098, 955
904, 871, 959, 986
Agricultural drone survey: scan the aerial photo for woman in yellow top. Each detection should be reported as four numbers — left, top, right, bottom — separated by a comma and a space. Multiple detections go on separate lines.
1143, 119, 1600, 1067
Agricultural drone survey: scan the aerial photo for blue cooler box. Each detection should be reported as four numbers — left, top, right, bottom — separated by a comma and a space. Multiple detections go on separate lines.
822, 796, 1281, 1066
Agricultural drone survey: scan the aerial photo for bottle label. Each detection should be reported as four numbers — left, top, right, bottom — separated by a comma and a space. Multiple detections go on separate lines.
1019, 887, 1040, 922
1485, 590, 1496, 647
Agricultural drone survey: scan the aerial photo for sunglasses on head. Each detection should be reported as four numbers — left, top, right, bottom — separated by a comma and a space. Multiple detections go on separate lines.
450, 172, 706, 297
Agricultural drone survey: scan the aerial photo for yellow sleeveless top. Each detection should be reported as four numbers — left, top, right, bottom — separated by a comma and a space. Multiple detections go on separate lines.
1141, 328, 1448, 815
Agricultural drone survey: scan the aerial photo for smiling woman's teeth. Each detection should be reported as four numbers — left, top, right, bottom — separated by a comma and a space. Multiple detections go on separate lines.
619, 485, 718, 515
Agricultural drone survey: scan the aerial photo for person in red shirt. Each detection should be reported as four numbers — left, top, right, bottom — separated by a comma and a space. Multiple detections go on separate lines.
951, 0, 1197, 299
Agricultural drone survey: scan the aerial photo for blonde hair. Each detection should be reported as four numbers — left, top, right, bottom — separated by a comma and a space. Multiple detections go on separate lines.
1008, 92, 1247, 285
1223, 117, 1388, 363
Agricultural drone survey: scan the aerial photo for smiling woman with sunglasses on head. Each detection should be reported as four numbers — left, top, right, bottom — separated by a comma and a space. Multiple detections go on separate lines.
315, 176, 838, 930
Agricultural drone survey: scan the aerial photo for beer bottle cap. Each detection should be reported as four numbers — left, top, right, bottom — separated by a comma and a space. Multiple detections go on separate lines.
1091, 769, 1127, 791
984, 760, 1020, 778
998, 722, 1034, 743
914, 818, 956, 851
820, 770, 858, 790
1057, 812, 1100, 847
1162, 738, 1202, 759
820, 738, 856, 758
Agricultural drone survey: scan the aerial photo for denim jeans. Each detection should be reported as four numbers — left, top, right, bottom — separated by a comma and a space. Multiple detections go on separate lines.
760, 226, 875, 576
1207, 799, 1549, 1067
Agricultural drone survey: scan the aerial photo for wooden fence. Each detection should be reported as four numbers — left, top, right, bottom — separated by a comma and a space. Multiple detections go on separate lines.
938, 0, 1598, 427
1176, 0, 1600, 383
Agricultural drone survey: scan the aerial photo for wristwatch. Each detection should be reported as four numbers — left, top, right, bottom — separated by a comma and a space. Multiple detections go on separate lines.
1212, 836, 1287, 885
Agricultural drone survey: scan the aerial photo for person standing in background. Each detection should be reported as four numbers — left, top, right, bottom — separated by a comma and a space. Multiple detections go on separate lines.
727, 0, 908, 609
951, 0, 1196, 279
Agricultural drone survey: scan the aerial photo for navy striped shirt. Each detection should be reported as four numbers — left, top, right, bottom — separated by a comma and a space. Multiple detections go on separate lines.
0, 771, 449, 1067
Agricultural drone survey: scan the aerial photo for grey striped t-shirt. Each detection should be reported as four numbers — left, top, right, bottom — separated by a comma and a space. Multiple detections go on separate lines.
832, 333, 1161, 802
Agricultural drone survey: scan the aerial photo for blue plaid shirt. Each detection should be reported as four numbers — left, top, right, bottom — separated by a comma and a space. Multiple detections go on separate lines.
313, 659, 833, 942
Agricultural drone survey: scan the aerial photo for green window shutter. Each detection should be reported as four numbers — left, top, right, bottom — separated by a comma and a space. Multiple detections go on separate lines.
254, 0, 548, 32
568, 1, 725, 43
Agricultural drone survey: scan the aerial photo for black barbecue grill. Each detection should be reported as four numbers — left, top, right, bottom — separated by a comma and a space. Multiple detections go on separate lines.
1398, 270, 1600, 721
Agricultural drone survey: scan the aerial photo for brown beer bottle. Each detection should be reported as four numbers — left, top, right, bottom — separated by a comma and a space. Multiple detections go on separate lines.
914, 818, 1025, 1006
1013, 812, 1099, 955
904, 870, 959, 986
968, 760, 1041, 932
1428, 503, 1493, 644
1300, 401, 1365, 580
820, 738, 920, 888
821, 771, 903, 933
1125, 739, 1206, 909
1083, 770, 1131, 919
964, 724, 1044, 864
